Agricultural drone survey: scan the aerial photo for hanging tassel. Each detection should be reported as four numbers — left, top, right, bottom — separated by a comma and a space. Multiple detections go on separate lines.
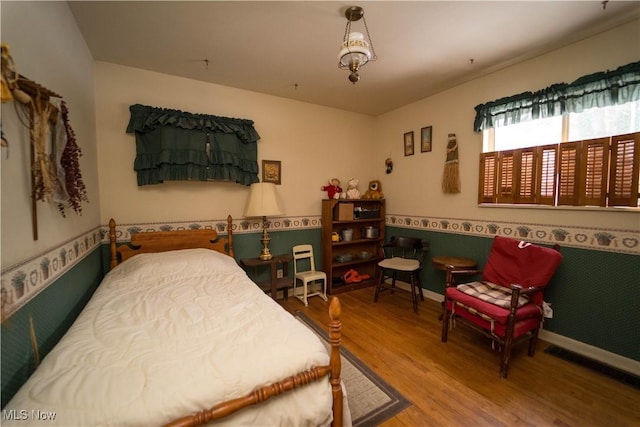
1, 44, 16, 103
442, 133, 461, 193
29, 314, 40, 367
1, 75, 13, 103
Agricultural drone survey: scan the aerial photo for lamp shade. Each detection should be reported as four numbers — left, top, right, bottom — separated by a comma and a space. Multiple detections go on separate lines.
338, 32, 372, 70
244, 182, 284, 218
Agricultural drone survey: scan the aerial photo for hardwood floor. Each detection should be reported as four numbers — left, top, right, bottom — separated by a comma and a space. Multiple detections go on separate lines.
279, 288, 640, 427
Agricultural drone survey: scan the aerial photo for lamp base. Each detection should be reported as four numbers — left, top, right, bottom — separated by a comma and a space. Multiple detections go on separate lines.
259, 216, 273, 260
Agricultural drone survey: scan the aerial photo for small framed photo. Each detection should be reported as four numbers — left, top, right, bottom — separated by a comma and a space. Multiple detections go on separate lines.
262, 160, 281, 185
421, 126, 432, 153
404, 131, 414, 156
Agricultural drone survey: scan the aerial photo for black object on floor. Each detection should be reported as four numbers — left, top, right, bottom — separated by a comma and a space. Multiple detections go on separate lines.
544, 345, 640, 390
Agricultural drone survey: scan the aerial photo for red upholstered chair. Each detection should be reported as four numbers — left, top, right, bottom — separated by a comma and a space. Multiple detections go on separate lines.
441, 236, 562, 378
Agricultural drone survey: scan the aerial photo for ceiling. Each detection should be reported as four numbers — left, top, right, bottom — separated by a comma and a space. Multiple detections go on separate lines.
68, 1, 640, 116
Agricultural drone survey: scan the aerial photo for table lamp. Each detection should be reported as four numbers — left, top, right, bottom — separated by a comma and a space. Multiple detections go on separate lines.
244, 182, 284, 260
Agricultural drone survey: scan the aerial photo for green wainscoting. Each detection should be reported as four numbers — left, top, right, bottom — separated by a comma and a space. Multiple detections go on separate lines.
1, 247, 105, 407
542, 246, 639, 362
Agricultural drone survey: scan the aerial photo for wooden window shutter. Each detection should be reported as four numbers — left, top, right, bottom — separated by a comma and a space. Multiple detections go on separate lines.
580, 137, 609, 206
536, 144, 557, 205
608, 132, 640, 207
478, 152, 497, 203
497, 150, 516, 203
558, 142, 580, 205
515, 148, 536, 204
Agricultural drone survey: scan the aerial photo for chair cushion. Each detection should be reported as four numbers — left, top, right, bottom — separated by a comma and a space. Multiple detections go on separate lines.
447, 301, 543, 338
456, 281, 529, 309
378, 257, 420, 271
445, 287, 541, 324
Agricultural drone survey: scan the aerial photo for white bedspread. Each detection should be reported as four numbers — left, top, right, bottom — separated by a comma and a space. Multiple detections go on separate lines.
4, 249, 345, 426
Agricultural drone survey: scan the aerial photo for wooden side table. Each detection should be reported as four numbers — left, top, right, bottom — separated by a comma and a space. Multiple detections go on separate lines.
240, 254, 293, 300
432, 256, 477, 320
431, 256, 477, 272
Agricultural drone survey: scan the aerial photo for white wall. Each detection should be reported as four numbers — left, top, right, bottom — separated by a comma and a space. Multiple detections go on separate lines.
374, 19, 640, 231
94, 62, 376, 224
1, 1, 100, 268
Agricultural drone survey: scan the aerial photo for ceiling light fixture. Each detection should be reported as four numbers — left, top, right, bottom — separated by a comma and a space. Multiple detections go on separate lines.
338, 6, 377, 84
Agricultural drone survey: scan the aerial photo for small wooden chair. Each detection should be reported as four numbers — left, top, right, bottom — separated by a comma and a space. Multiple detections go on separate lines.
292, 244, 328, 306
373, 236, 430, 313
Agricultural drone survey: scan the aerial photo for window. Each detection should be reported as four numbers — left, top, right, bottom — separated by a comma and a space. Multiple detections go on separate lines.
475, 61, 640, 208
569, 101, 640, 141
480, 101, 640, 208
488, 100, 640, 152
488, 115, 563, 152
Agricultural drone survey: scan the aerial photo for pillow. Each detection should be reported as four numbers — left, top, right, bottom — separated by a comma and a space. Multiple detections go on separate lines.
106, 248, 238, 285
483, 236, 563, 288
456, 281, 530, 308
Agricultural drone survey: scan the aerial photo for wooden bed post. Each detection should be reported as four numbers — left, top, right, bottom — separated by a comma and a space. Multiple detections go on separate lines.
226, 215, 234, 258
329, 296, 343, 427
109, 218, 118, 269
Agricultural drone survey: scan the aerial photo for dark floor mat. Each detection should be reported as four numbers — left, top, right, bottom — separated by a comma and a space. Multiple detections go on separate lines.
544, 345, 640, 390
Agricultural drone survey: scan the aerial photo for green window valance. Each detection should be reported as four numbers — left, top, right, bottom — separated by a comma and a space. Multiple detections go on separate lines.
126, 104, 260, 186
474, 61, 640, 132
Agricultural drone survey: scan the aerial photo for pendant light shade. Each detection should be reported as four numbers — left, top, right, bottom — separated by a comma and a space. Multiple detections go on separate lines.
338, 6, 377, 84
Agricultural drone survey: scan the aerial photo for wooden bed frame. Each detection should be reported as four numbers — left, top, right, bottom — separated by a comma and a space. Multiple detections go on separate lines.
108, 216, 344, 427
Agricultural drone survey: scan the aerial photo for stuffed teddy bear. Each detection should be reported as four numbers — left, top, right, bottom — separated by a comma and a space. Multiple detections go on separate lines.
345, 178, 361, 199
321, 178, 342, 199
362, 180, 384, 199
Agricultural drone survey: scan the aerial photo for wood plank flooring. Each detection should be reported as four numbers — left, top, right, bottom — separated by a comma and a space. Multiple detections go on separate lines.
279, 288, 640, 427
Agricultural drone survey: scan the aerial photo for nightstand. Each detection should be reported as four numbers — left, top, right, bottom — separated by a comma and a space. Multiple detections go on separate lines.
240, 254, 293, 300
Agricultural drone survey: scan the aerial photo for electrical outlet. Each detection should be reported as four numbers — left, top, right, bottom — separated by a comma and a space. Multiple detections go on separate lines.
276, 269, 283, 279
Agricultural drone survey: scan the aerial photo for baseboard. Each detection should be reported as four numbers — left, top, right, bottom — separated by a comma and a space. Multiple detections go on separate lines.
406, 281, 640, 377
538, 330, 640, 377
394, 281, 444, 303
423, 289, 444, 302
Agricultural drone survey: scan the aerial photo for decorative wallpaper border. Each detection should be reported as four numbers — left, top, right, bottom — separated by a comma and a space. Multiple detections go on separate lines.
106, 216, 323, 242
386, 214, 640, 256
2, 213, 637, 320
107, 214, 639, 255
1, 227, 103, 321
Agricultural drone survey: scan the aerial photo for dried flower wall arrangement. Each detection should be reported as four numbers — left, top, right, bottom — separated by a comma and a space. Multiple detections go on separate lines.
58, 100, 87, 217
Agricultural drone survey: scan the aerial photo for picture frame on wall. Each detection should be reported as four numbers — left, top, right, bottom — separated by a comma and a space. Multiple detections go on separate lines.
421, 126, 432, 152
404, 131, 414, 156
262, 160, 282, 185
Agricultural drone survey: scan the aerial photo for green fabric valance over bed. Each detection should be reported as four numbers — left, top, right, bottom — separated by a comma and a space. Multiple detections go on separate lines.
126, 104, 260, 186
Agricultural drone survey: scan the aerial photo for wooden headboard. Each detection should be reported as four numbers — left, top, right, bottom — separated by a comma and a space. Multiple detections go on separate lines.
109, 215, 234, 269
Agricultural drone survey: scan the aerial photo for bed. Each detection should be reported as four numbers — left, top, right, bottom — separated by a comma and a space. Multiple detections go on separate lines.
4, 216, 349, 426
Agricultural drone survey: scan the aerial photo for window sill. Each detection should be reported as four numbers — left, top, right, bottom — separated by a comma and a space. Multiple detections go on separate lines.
478, 203, 640, 213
